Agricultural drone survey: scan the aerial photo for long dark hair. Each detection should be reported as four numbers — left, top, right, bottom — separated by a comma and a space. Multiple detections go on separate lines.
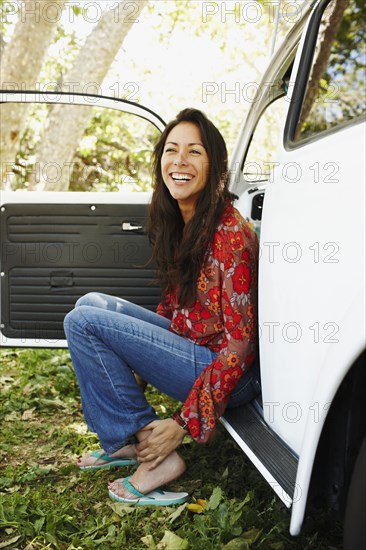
148, 108, 235, 307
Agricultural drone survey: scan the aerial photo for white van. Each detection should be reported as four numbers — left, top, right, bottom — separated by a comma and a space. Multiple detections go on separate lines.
0, 0, 364, 546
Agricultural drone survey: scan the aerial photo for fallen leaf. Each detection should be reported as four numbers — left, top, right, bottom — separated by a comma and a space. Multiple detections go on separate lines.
4, 412, 18, 422
241, 528, 262, 543
157, 530, 189, 550
106, 500, 136, 516
0, 535, 21, 548
21, 408, 36, 421
186, 503, 205, 514
36, 397, 68, 410
168, 503, 187, 522
207, 486, 223, 510
141, 534, 156, 549
0, 376, 14, 385
4, 484, 21, 493
221, 538, 249, 550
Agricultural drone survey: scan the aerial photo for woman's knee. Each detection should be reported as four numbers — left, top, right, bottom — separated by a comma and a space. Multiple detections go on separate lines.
64, 306, 89, 336
75, 292, 106, 309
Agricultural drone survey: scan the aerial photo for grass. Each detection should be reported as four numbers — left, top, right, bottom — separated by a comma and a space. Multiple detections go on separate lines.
0, 348, 342, 550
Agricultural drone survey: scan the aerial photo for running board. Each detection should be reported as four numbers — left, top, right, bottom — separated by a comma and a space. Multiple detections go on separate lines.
221, 403, 298, 507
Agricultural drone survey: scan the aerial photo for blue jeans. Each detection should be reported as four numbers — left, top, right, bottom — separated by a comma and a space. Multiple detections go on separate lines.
63, 293, 261, 454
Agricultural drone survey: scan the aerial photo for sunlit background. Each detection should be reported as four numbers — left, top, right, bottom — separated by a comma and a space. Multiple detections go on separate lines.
0, 0, 303, 190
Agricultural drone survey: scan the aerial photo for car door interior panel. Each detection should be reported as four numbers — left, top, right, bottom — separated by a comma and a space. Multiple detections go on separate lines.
0, 202, 160, 341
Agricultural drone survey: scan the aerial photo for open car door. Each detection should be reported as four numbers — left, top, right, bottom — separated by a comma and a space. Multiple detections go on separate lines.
0, 91, 166, 347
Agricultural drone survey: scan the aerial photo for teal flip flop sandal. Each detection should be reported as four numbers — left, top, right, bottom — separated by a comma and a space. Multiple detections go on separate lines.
79, 449, 138, 470
108, 476, 189, 506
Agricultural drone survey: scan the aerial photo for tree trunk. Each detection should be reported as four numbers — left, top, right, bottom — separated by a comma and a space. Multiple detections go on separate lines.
295, 0, 347, 138
0, 0, 67, 187
29, 0, 148, 192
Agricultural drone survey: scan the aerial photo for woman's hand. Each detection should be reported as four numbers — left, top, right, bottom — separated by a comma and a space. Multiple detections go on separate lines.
136, 419, 187, 469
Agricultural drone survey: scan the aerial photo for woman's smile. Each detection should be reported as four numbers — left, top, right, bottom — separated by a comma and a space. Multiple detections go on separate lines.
169, 172, 194, 182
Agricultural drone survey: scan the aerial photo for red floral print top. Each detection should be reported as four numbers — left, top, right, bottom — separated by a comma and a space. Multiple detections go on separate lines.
157, 201, 259, 443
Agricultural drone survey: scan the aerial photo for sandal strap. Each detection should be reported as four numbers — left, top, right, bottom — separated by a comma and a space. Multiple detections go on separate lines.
122, 476, 145, 498
90, 450, 118, 463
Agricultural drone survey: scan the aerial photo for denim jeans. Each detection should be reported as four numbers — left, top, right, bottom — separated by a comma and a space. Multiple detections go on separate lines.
63, 292, 261, 454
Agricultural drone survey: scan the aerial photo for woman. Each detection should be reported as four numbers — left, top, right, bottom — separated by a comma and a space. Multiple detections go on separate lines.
64, 108, 260, 506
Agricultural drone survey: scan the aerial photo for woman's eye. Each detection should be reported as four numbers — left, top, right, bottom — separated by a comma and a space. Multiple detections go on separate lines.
190, 149, 201, 155
164, 148, 176, 153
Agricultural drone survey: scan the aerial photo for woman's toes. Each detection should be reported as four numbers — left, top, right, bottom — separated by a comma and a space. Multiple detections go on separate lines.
77, 452, 94, 467
108, 478, 137, 499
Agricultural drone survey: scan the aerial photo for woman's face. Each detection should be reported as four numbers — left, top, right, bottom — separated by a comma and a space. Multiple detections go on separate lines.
161, 122, 210, 222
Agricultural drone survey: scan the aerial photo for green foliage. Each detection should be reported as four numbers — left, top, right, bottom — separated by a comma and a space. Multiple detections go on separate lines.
0, 348, 343, 549
6, 102, 160, 192
69, 108, 160, 193
299, 0, 365, 139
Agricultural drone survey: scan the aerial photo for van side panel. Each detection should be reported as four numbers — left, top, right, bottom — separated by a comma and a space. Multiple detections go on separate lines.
289, 295, 365, 535
258, 120, 365, 454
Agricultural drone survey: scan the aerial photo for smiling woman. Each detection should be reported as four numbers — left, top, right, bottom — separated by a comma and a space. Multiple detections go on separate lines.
161, 122, 210, 223
63, 108, 260, 506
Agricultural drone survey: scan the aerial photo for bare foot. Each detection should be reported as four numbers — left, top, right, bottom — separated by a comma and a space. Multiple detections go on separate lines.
77, 444, 137, 468
108, 450, 186, 499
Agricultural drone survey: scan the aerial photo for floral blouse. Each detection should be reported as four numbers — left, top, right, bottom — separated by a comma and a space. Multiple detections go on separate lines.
156, 201, 259, 443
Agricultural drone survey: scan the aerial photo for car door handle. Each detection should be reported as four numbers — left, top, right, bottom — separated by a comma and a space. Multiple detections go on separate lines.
121, 222, 144, 232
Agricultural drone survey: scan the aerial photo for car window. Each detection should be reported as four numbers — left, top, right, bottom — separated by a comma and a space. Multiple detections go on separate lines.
242, 95, 288, 185
294, 0, 365, 142
0, 102, 161, 192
